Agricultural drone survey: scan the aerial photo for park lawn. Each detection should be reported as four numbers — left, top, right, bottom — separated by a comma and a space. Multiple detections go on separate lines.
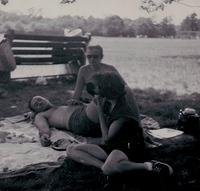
0, 78, 200, 191
1, 78, 200, 128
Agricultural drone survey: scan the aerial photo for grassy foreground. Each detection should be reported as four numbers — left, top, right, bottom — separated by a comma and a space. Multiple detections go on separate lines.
1, 78, 200, 191
0, 77, 200, 128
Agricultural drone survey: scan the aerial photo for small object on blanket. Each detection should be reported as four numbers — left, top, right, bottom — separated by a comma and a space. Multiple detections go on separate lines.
51, 138, 79, 151
5, 112, 34, 124
147, 128, 184, 139
0, 131, 9, 143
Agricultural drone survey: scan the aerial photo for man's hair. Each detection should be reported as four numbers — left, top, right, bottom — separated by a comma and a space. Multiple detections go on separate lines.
28, 96, 52, 113
92, 72, 126, 99
86, 45, 103, 57
28, 98, 35, 112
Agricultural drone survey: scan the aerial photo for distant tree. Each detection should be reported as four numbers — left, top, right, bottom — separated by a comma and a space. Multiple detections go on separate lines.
159, 17, 176, 37
122, 18, 136, 37
84, 16, 104, 36
180, 13, 199, 31
103, 15, 124, 36
135, 17, 158, 37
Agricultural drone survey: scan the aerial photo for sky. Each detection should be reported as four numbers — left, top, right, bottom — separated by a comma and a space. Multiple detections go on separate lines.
0, 0, 200, 24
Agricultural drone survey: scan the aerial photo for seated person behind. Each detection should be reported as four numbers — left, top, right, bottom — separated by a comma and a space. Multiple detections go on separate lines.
68, 45, 125, 104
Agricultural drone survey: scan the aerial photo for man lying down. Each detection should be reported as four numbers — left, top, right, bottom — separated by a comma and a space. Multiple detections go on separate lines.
28, 71, 142, 155
29, 94, 101, 147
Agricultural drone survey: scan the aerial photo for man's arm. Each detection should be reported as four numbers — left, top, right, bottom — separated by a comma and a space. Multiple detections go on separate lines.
72, 67, 85, 100
34, 113, 51, 146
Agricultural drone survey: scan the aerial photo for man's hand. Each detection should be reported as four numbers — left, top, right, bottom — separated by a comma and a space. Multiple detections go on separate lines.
40, 134, 51, 147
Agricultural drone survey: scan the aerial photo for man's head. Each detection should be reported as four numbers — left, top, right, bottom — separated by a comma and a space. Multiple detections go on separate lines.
86, 45, 103, 65
28, 96, 53, 113
87, 72, 126, 100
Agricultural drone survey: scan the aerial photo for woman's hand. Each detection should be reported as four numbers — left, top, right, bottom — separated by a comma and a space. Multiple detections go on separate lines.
94, 95, 105, 108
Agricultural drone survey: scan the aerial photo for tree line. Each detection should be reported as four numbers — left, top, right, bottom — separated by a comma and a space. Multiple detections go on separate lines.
0, 10, 199, 38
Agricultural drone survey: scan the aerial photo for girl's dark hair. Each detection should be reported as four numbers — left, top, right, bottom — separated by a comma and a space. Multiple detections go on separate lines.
86, 82, 96, 96
91, 72, 126, 99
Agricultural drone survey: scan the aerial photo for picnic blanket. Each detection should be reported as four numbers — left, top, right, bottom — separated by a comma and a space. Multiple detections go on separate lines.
0, 114, 198, 174
0, 114, 84, 173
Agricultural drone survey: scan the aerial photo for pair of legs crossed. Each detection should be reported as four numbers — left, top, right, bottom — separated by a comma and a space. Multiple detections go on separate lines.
66, 143, 151, 176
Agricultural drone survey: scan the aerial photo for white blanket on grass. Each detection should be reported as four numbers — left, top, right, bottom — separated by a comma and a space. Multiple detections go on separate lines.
0, 115, 82, 173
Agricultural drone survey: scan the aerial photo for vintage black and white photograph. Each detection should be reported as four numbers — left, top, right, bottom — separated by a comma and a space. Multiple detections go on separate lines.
0, 0, 200, 190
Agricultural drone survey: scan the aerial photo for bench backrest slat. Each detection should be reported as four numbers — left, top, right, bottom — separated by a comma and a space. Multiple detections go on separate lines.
5, 30, 90, 67
12, 42, 86, 49
12, 48, 84, 55
5, 32, 90, 43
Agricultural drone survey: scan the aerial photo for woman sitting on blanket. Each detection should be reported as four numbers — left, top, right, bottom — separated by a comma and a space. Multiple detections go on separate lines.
66, 72, 173, 190
29, 72, 173, 189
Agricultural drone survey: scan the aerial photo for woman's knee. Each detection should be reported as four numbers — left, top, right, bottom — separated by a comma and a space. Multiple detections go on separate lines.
110, 150, 128, 159
66, 143, 89, 157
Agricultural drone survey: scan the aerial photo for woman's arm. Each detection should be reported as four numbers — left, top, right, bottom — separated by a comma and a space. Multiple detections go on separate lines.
96, 101, 108, 143
95, 96, 125, 144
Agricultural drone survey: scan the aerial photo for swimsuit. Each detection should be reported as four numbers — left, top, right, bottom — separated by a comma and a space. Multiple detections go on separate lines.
68, 105, 101, 137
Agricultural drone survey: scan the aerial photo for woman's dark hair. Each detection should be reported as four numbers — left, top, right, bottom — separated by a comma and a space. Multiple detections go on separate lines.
91, 72, 126, 99
86, 82, 96, 96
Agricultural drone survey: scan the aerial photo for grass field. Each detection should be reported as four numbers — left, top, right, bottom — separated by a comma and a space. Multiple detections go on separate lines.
91, 37, 200, 95
12, 37, 200, 95
0, 78, 200, 191
1, 78, 200, 128
1, 37, 200, 191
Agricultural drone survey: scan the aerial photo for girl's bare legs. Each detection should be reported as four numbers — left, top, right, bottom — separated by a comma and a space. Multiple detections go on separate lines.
66, 143, 108, 168
102, 150, 151, 175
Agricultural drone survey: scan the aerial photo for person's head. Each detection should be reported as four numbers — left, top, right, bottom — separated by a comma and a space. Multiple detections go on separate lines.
28, 96, 53, 113
86, 45, 103, 65
87, 72, 126, 100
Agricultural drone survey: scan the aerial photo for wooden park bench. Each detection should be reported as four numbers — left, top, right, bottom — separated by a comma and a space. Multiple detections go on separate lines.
0, 30, 91, 82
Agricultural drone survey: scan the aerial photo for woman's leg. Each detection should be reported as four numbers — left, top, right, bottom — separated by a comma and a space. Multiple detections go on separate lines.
102, 150, 149, 175
102, 150, 173, 177
66, 143, 108, 169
